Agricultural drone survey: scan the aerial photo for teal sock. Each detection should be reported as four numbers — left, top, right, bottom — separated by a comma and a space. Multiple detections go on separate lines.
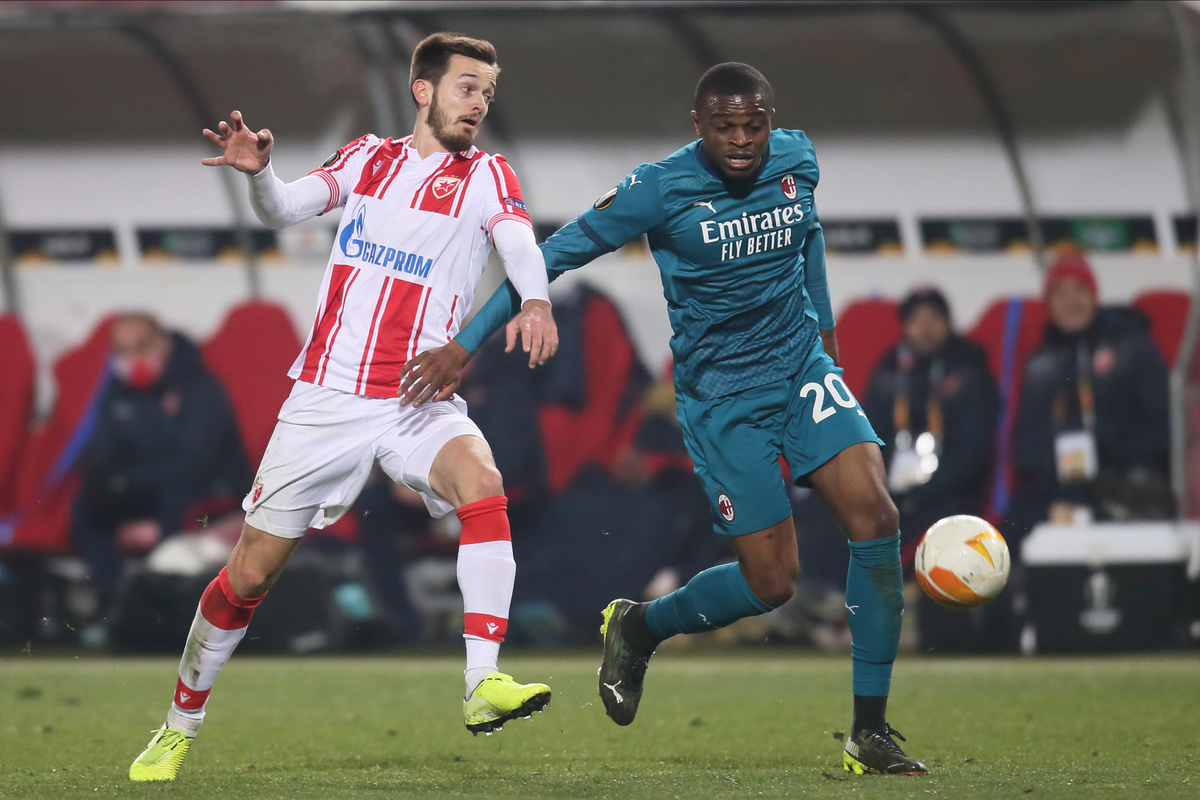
644, 562, 774, 640
846, 533, 904, 697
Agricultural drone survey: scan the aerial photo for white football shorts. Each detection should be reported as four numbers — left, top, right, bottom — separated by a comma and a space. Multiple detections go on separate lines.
243, 380, 483, 538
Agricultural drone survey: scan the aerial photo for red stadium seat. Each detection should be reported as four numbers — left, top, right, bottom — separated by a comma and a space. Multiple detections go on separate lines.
539, 291, 644, 492
967, 297, 1047, 520
1133, 290, 1190, 368
0, 314, 35, 517
835, 298, 901, 398
967, 298, 1047, 390
202, 301, 302, 468
1, 317, 116, 553
201, 301, 359, 540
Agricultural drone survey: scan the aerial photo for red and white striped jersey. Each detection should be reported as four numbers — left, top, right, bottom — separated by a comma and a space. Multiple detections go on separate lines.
289, 133, 533, 398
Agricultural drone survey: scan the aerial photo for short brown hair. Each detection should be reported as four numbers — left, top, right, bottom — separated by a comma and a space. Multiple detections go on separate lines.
409, 32, 499, 105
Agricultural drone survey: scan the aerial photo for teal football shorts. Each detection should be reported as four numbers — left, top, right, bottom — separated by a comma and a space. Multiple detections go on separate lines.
676, 336, 883, 536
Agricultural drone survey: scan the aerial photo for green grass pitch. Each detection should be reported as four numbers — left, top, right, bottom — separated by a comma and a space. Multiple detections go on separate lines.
2, 651, 1197, 798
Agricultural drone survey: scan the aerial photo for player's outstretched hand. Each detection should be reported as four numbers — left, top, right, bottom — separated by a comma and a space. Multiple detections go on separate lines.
399, 341, 472, 408
201, 110, 273, 174
506, 299, 558, 369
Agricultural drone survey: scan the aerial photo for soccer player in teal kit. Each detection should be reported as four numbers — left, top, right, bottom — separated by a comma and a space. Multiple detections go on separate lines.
400, 63, 926, 776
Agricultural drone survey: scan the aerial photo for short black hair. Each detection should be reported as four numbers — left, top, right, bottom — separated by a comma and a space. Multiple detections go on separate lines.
899, 287, 952, 323
409, 32, 499, 106
693, 62, 774, 110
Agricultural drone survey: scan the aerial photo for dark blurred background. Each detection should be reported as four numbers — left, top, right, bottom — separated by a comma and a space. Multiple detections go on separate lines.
1, 0, 1198, 656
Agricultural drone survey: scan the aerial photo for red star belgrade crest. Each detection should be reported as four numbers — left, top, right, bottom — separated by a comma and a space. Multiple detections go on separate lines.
251, 481, 263, 504
780, 174, 797, 201
431, 175, 463, 199
718, 492, 735, 522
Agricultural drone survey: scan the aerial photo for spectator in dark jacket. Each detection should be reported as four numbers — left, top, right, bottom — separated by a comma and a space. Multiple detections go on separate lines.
72, 314, 248, 615
1005, 254, 1172, 541
862, 288, 1000, 563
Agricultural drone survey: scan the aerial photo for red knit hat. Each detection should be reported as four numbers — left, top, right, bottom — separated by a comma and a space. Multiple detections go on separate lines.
1044, 252, 1098, 299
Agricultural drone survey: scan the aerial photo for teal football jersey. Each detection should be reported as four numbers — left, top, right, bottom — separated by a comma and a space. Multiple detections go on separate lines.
457, 129, 834, 400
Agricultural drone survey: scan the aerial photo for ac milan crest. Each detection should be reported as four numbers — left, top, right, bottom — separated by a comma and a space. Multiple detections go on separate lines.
780, 174, 797, 201
717, 492, 735, 522
431, 175, 463, 199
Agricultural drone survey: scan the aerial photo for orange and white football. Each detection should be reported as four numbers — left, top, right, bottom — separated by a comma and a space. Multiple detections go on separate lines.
915, 515, 1010, 609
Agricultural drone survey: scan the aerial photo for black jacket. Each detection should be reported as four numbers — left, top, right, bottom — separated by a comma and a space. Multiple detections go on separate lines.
862, 335, 999, 539
77, 333, 249, 533
1007, 307, 1170, 530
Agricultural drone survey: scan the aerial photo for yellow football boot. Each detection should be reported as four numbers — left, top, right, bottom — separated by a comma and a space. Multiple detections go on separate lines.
463, 672, 551, 735
129, 725, 192, 781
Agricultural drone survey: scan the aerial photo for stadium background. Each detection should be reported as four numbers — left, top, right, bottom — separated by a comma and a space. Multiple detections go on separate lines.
0, 0, 1197, 614
2, 0, 1199, 637
2, 3, 1200, 798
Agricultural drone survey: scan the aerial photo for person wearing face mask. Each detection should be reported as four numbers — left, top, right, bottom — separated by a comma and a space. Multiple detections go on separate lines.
71, 313, 248, 621
1004, 253, 1172, 545
861, 288, 999, 569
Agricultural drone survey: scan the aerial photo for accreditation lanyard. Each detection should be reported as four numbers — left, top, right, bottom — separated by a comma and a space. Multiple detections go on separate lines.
892, 347, 945, 448
1052, 343, 1096, 432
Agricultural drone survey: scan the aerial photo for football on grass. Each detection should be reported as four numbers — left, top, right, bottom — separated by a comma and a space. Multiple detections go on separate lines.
915, 515, 1010, 608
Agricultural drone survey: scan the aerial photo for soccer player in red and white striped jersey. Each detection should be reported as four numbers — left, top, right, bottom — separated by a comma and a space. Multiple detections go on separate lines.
130, 33, 558, 782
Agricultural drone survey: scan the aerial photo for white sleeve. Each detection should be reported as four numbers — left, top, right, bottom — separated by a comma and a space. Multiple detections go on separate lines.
246, 161, 334, 229
492, 218, 551, 305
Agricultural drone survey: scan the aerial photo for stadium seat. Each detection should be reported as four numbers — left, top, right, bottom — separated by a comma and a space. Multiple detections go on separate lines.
539, 290, 646, 492
967, 297, 1047, 390
967, 297, 1047, 519
202, 301, 302, 468
835, 298, 901, 398
0, 314, 35, 517
1133, 290, 1191, 368
201, 301, 359, 541
1, 317, 116, 553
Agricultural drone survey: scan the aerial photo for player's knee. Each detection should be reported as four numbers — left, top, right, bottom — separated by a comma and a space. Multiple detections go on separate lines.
842, 495, 898, 543
477, 464, 504, 500
858, 495, 899, 541
226, 559, 273, 598
757, 574, 795, 608
460, 462, 504, 506
747, 565, 797, 608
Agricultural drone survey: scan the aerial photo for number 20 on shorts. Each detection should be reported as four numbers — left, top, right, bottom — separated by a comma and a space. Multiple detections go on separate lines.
799, 374, 857, 423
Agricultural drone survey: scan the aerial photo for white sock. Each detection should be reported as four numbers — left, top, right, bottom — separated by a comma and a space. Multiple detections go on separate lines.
166, 568, 261, 736
456, 497, 516, 698
464, 639, 501, 696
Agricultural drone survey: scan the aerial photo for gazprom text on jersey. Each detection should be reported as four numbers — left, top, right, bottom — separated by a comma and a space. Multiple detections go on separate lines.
339, 207, 433, 278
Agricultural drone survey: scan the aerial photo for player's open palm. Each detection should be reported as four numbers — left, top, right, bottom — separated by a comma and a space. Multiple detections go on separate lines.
202, 110, 273, 175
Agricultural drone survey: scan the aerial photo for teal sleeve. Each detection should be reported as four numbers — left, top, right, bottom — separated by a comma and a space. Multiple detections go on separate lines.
453, 218, 612, 354
454, 165, 665, 354
575, 164, 666, 250
454, 278, 523, 355
803, 204, 835, 331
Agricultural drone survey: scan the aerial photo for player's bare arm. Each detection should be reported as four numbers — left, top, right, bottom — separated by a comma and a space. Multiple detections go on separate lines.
399, 298, 558, 408
820, 327, 840, 367
201, 110, 273, 174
